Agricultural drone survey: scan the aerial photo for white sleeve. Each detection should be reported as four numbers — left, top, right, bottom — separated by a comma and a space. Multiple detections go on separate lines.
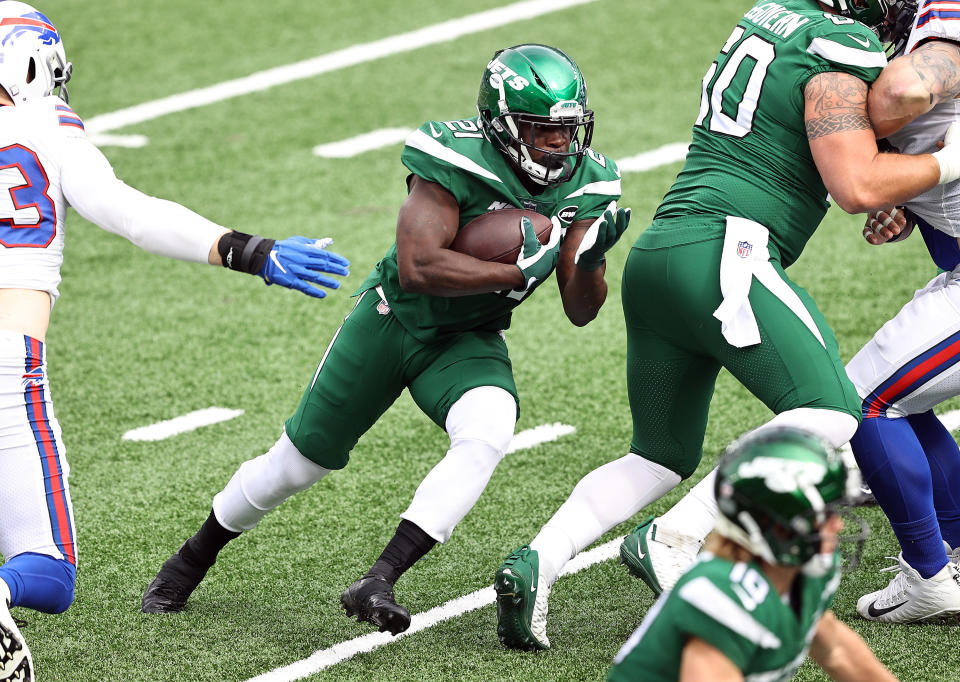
59, 137, 228, 264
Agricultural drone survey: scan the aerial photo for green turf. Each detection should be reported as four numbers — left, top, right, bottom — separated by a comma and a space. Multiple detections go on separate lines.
13, 0, 960, 680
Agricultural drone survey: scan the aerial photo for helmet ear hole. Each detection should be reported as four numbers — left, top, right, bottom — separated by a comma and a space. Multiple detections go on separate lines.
26, 58, 35, 84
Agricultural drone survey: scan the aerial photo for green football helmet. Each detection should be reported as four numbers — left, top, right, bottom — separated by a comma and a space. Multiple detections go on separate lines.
477, 44, 594, 186
820, 0, 891, 29
714, 427, 865, 567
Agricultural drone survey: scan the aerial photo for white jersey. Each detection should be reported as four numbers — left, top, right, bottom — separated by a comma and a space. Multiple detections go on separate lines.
0, 96, 226, 302
887, 1, 960, 235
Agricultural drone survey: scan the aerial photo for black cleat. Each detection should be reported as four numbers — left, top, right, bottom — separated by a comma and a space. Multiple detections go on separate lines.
340, 575, 411, 635
141, 548, 208, 614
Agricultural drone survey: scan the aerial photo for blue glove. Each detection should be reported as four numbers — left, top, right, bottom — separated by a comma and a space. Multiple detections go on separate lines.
259, 236, 350, 298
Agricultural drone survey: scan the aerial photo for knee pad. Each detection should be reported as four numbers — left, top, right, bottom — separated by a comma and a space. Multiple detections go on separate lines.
445, 386, 517, 455
757, 407, 859, 449
0, 552, 75, 614
213, 431, 331, 532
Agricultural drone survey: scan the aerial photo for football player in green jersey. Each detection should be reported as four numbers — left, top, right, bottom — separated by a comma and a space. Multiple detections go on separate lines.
608, 428, 898, 682
496, 0, 960, 651
140, 44, 629, 636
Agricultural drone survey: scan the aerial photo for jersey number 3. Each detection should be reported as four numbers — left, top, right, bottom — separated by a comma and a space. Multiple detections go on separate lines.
696, 26, 775, 138
0, 144, 56, 248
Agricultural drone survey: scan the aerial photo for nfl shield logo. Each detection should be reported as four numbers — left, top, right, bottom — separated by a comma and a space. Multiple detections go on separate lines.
377, 300, 391, 315
736, 240, 753, 258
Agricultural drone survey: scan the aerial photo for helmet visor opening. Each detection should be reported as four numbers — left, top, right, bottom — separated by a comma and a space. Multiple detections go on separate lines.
493, 111, 594, 184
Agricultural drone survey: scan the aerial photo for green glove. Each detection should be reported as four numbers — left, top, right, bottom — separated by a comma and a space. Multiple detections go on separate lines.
574, 200, 631, 271
514, 215, 562, 293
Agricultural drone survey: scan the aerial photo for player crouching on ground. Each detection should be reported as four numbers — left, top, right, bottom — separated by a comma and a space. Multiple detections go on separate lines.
142, 44, 630, 636
608, 428, 898, 682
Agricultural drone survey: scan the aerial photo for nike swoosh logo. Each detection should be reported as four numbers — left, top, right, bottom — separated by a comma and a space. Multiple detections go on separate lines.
270, 250, 287, 273
867, 599, 908, 618
847, 34, 871, 48
636, 549, 646, 560
429, 122, 443, 138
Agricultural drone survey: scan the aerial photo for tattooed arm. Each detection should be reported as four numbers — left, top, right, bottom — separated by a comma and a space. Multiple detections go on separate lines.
868, 40, 960, 139
805, 71, 940, 213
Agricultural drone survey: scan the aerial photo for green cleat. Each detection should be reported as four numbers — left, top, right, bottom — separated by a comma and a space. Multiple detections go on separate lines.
620, 517, 664, 596
494, 546, 550, 651
620, 516, 702, 597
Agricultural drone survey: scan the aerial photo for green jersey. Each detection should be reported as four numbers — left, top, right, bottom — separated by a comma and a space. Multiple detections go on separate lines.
645, 0, 886, 266
609, 553, 840, 682
357, 116, 621, 342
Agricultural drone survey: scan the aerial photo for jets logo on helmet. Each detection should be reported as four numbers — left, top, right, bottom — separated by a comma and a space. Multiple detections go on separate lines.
0, 2, 72, 105
714, 427, 868, 570
477, 44, 594, 186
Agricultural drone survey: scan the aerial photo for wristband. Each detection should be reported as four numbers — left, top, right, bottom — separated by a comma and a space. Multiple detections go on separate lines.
934, 148, 960, 186
217, 231, 276, 274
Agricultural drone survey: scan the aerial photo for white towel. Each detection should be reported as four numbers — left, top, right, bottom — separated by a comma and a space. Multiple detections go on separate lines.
713, 216, 769, 348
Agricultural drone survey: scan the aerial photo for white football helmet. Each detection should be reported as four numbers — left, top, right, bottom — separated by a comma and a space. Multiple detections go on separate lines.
0, 2, 71, 104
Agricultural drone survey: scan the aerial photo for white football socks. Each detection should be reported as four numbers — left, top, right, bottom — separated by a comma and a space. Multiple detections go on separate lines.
530, 454, 681, 587
657, 407, 858, 542
213, 431, 331, 532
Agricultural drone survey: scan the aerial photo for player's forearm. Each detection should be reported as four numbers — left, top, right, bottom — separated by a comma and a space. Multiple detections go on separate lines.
858, 152, 941, 212
870, 41, 960, 139
397, 248, 524, 296
560, 266, 606, 326
62, 138, 226, 263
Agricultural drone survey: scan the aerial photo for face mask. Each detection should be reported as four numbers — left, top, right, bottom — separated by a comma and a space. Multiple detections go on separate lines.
801, 552, 835, 578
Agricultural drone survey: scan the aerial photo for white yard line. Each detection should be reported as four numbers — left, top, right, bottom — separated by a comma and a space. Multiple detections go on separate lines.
88, 133, 150, 148
313, 128, 413, 158
506, 422, 576, 453
246, 539, 619, 682
121, 407, 244, 441
311, 125, 689, 171
85, 0, 597, 135
617, 142, 689, 173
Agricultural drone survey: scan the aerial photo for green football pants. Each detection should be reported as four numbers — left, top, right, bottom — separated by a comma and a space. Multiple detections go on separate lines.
621, 238, 859, 479
285, 290, 519, 470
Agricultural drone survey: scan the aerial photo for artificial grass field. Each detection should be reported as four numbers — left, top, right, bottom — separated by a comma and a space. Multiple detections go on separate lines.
21, 0, 960, 679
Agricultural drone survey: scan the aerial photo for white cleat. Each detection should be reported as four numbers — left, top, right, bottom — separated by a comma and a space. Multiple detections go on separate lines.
0, 581, 32, 682
857, 554, 960, 624
620, 516, 703, 596
946, 541, 960, 566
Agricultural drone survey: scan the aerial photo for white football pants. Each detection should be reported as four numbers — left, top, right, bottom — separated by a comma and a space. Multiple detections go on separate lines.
0, 332, 75, 565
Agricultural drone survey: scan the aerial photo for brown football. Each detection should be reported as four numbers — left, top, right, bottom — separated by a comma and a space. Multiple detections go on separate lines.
449, 209, 552, 264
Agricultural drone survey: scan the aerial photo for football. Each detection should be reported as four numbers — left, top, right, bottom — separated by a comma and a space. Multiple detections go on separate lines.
449, 209, 553, 264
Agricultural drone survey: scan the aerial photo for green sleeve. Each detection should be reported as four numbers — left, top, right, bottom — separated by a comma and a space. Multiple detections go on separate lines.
561, 155, 623, 223
400, 125, 458, 199
799, 22, 887, 87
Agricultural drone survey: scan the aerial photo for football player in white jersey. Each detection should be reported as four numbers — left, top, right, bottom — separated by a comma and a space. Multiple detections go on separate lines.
0, 4, 349, 679
618, 0, 960, 625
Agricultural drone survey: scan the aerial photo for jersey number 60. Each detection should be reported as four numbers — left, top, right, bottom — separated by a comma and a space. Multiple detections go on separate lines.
0, 144, 56, 248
